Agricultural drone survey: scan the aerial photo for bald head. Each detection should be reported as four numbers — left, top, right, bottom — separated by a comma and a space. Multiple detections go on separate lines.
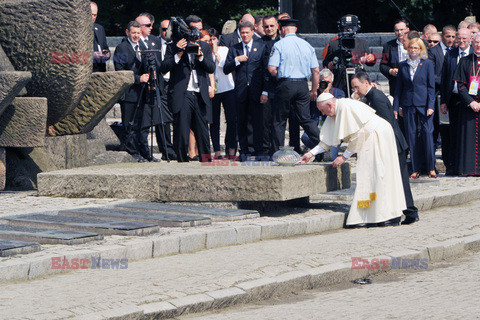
90, 2, 97, 23
240, 13, 255, 25
457, 28, 472, 51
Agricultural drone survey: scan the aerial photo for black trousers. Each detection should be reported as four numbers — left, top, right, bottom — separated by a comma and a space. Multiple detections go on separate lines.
272, 79, 319, 152
443, 94, 461, 174
120, 101, 141, 156
237, 90, 264, 156
155, 81, 176, 158
173, 91, 211, 162
210, 90, 237, 152
398, 148, 418, 219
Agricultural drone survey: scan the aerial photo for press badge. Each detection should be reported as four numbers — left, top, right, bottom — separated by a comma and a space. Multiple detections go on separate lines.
470, 76, 480, 95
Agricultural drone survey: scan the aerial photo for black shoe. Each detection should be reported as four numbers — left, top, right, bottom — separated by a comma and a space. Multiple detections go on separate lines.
146, 156, 160, 162
188, 155, 199, 161
161, 153, 177, 161
377, 217, 401, 227
133, 154, 147, 163
401, 216, 419, 225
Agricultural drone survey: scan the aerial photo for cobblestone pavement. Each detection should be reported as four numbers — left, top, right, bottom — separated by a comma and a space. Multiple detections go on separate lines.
0, 192, 479, 319
182, 251, 480, 320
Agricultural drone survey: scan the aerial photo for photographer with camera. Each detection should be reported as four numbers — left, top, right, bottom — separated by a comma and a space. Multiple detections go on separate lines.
160, 15, 216, 162
301, 68, 345, 159
323, 15, 376, 96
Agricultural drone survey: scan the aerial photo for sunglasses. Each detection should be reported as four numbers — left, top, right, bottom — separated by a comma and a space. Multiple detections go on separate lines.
142, 23, 152, 28
427, 40, 439, 44
161, 27, 168, 31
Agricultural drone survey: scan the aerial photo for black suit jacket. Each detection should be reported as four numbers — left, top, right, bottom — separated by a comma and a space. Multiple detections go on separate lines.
379, 39, 401, 96
364, 87, 408, 153
440, 46, 471, 105
428, 43, 446, 91
223, 39, 268, 101
113, 39, 145, 103
93, 23, 109, 72
160, 40, 216, 122
261, 34, 281, 95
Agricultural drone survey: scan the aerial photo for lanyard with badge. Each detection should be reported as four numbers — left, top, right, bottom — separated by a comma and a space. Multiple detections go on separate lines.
469, 58, 480, 95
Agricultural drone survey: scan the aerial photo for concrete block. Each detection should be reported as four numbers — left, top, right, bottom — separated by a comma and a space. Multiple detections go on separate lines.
63, 249, 102, 270
274, 270, 312, 293
431, 193, 453, 209
0, 260, 29, 283
152, 236, 180, 257
308, 262, 360, 288
98, 305, 144, 320
28, 256, 63, 280
329, 212, 345, 229
305, 215, 331, 234
235, 225, 261, 244
235, 277, 279, 301
427, 244, 445, 262
286, 220, 307, 237
463, 234, 480, 251
441, 239, 466, 259
260, 221, 288, 240
141, 301, 178, 319
206, 228, 237, 249
416, 195, 434, 211
0, 0, 93, 126
167, 294, 214, 315
123, 240, 153, 261
205, 287, 247, 310
179, 232, 206, 253
0, 97, 48, 147
0, 71, 31, 115
53, 71, 134, 135
99, 245, 128, 261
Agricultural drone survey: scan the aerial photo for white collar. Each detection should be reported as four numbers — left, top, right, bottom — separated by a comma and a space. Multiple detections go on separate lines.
440, 42, 448, 52
127, 38, 139, 48
459, 47, 470, 56
243, 40, 253, 48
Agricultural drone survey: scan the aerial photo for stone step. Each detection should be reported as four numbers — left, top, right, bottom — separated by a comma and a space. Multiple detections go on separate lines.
58, 207, 212, 227
1, 214, 160, 236
0, 224, 103, 245
115, 202, 259, 221
0, 238, 41, 257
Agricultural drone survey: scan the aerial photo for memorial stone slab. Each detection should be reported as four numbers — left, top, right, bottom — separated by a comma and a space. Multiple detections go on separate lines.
0, 0, 92, 126
0, 71, 31, 115
0, 239, 41, 257
53, 71, 134, 135
58, 207, 211, 227
115, 202, 259, 221
0, 225, 103, 245
1, 214, 160, 236
0, 97, 48, 148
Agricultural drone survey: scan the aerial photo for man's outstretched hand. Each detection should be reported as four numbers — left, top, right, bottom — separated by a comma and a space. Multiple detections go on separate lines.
300, 152, 314, 164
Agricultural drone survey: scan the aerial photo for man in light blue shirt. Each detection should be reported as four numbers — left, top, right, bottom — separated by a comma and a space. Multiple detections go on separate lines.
268, 18, 320, 153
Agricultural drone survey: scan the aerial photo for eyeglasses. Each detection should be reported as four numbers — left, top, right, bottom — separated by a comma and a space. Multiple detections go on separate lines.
142, 23, 152, 28
427, 40, 440, 44
161, 28, 168, 31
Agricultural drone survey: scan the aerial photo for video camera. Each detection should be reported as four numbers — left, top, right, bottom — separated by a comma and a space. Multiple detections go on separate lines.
165, 17, 201, 53
337, 14, 360, 51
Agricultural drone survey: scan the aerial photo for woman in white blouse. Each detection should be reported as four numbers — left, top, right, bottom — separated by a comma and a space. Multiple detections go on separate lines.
207, 28, 237, 159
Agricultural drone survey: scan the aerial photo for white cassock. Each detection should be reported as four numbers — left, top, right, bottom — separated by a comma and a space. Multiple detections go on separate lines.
311, 98, 406, 225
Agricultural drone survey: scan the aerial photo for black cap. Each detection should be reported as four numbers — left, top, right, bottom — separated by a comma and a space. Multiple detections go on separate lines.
278, 18, 298, 27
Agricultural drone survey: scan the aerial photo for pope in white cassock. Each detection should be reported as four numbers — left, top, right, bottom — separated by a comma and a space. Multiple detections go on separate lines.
300, 93, 406, 227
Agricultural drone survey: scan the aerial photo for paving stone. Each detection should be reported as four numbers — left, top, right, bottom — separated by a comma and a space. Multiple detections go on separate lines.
58, 207, 211, 228
0, 238, 41, 257
115, 202, 259, 222
286, 220, 307, 237
235, 277, 279, 301
179, 232, 206, 253
0, 224, 103, 245
123, 239, 154, 261
2, 214, 160, 236
97, 245, 128, 261
205, 228, 237, 249
28, 256, 64, 279
205, 287, 247, 310
260, 221, 289, 240
273, 270, 312, 293
152, 235, 180, 257
167, 294, 214, 315
0, 260, 29, 283
141, 301, 178, 319
235, 225, 261, 244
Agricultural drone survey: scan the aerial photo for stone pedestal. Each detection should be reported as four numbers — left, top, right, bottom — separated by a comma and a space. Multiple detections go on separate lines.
0, 71, 31, 115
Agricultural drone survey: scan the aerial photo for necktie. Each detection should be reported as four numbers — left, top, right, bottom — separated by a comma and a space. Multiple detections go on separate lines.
461, 51, 466, 57
135, 45, 140, 61
143, 38, 149, 49
245, 44, 250, 57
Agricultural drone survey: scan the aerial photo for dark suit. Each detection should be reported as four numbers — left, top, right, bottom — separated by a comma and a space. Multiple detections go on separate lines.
224, 39, 268, 157
113, 38, 149, 158
394, 59, 436, 172
140, 35, 176, 160
160, 40, 215, 162
379, 39, 401, 96
365, 87, 418, 220
219, 30, 260, 48
440, 46, 471, 174
93, 23, 109, 72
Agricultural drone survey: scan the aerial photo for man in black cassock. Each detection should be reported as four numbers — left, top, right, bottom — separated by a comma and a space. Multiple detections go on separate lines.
453, 33, 480, 175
